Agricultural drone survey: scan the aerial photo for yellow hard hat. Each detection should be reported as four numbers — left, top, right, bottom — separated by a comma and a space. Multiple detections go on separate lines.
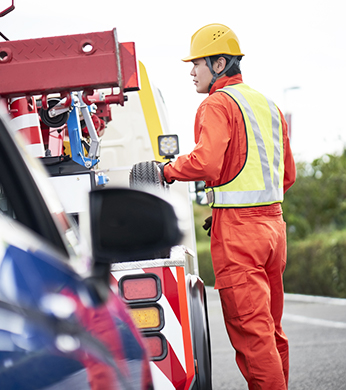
182, 23, 244, 62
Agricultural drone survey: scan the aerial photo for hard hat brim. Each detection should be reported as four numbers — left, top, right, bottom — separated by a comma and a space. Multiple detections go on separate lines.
181, 52, 244, 62
181, 55, 197, 62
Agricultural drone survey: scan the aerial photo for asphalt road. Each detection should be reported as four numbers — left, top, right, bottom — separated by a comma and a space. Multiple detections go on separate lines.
206, 287, 346, 390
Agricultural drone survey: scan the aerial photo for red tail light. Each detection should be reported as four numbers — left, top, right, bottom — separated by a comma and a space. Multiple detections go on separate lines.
119, 274, 167, 360
119, 274, 161, 302
144, 333, 167, 361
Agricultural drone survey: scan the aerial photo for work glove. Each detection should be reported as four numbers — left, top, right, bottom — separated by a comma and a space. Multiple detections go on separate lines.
156, 161, 175, 184
203, 216, 212, 237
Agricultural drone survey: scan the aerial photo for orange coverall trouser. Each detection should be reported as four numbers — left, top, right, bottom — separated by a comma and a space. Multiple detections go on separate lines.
211, 204, 289, 390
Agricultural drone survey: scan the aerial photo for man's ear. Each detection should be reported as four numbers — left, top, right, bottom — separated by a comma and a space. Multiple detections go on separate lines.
214, 56, 227, 73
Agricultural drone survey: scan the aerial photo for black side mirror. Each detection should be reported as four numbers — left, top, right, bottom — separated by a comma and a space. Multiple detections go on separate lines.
89, 187, 182, 263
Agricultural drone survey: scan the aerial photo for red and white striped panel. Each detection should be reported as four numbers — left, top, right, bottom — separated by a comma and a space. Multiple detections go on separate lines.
48, 126, 66, 156
9, 97, 45, 157
111, 265, 195, 390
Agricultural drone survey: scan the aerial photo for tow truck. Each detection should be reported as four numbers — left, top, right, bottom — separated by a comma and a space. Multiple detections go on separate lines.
0, 3, 212, 389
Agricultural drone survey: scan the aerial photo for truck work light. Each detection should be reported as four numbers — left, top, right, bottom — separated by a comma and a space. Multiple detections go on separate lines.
158, 134, 179, 158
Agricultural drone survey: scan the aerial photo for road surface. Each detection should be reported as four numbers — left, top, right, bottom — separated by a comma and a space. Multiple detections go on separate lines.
206, 287, 346, 390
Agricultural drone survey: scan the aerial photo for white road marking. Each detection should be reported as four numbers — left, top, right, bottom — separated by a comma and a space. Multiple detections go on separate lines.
283, 313, 346, 329
284, 293, 346, 306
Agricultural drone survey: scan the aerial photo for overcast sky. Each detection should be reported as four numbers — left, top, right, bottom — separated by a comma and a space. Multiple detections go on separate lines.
1, 0, 345, 162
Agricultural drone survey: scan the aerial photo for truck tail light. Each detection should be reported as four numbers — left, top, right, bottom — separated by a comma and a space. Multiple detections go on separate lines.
144, 333, 167, 361
118, 274, 167, 361
119, 274, 161, 302
129, 304, 164, 331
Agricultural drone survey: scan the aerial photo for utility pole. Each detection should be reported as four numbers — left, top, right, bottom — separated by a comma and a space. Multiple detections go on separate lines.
283, 86, 300, 140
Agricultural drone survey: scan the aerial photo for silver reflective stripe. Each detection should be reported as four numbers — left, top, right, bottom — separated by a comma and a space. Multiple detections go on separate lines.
206, 189, 214, 205
218, 86, 282, 205
214, 187, 283, 206
223, 86, 271, 190
266, 97, 281, 188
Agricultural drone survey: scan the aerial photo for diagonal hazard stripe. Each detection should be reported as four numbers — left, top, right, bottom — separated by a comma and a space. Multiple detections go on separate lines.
160, 267, 181, 322
144, 267, 181, 322
154, 340, 187, 390
18, 126, 44, 144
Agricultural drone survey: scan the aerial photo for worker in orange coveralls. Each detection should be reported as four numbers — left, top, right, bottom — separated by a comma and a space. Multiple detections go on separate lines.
157, 23, 296, 390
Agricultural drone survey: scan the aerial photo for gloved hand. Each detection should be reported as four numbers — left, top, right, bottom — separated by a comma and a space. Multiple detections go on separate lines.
156, 161, 175, 184
203, 216, 212, 237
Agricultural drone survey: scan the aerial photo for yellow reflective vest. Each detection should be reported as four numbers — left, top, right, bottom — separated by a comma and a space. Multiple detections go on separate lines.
205, 83, 284, 208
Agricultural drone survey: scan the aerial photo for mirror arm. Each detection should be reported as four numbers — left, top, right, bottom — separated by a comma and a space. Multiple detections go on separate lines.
84, 262, 111, 305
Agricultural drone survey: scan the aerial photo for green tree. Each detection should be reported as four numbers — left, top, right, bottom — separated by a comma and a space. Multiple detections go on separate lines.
283, 149, 346, 240
194, 149, 346, 296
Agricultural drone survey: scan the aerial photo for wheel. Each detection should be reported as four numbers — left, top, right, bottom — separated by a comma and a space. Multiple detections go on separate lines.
129, 161, 165, 190
189, 276, 212, 390
129, 161, 170, 259
39, 98, 69, 128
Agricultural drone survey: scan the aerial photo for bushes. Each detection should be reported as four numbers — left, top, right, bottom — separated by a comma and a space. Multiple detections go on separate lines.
197, 241, 215, 287
193, 202, 346, 297
281, 150, 346, 298
193, 202, 215, 286
284, 230, 346, 298
193, 148, 346, 297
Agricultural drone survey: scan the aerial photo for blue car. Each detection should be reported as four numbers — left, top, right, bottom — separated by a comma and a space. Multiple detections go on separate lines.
0, 104, 182, 389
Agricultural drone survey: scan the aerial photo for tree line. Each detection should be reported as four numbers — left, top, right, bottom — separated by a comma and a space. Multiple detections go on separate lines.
194, 149, 346, 298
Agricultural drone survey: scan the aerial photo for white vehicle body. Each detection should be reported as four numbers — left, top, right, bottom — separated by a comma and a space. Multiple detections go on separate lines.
98, 61, 198, 264
0, 17, 212, 388
97, 62, 211, 389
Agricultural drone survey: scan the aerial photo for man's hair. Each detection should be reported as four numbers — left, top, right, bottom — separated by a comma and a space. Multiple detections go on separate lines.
209, 55, 242, 77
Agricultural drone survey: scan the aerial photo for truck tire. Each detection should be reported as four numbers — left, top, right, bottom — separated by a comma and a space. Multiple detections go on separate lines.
129, 161, 170, 259
188, 276, 212, 390
129, 161, 164, 190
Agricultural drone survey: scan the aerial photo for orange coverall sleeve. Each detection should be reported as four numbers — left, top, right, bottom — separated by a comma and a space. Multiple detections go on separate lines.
164, 100, 231, 182
279, 109, 296, 193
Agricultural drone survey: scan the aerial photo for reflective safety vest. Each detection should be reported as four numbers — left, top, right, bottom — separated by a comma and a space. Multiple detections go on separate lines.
205, 83, 284, 208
